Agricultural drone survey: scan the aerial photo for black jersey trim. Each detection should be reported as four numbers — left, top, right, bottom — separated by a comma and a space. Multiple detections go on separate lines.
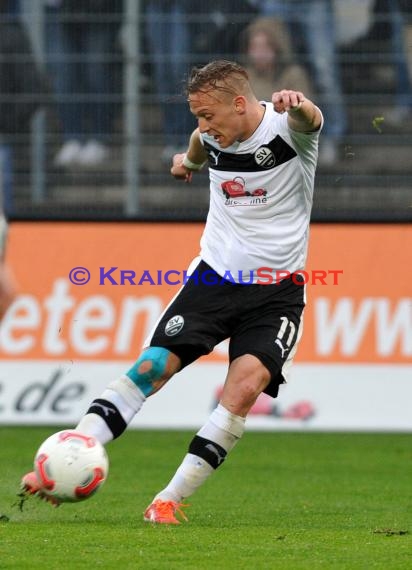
204, 135, 297, 172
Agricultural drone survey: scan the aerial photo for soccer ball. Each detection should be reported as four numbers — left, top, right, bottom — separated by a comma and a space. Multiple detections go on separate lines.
33, 430, 109, 503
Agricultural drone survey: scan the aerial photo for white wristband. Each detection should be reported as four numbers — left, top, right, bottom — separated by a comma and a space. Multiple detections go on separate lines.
182, 154, 206, 171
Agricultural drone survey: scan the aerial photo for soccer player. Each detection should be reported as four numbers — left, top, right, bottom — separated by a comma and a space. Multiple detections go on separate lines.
23, 60, 322, 523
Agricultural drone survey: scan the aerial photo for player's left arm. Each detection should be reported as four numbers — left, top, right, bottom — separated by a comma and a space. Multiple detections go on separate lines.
170, 128, 208, 183
272, 90, 322, 133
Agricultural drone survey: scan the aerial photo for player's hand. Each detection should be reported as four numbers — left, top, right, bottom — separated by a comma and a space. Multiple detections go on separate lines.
272, 90, 305, 113
170, 153, 193, 183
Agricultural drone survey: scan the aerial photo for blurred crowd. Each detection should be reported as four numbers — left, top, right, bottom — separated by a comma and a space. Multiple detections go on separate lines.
0, 0, 412, 202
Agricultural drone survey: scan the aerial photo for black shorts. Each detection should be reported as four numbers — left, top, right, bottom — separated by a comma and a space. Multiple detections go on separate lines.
147, 260, 305, 398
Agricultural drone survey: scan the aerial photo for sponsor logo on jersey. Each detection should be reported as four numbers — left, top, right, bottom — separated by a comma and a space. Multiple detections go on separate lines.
165, 315, 185, 336
254, 146, 276, 168
221, 178, 268, 205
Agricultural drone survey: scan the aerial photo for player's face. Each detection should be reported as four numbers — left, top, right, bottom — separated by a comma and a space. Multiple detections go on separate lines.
189, 89, 245, 148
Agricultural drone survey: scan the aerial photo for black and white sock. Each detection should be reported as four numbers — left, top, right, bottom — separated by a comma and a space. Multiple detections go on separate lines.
75, 375, 145, 444
154, 404, 246, 502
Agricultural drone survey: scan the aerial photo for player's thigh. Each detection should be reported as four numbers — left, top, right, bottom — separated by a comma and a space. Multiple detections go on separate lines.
229, 277, 305, 395
145, 261, 233, 366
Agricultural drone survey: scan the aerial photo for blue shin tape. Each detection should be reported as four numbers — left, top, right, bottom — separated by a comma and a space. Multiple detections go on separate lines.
126, 347, 170, 396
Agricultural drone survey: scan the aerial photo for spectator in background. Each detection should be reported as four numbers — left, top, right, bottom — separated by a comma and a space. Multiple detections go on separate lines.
257, 0, 347, 166
401, 0, 412, 74
192, 0, 258, 63
144, 0, 197, 163
45, 0, 122, 168
0, 0, 49, 216
376, 0, 412, 124
240, 17, 314, 103
0, 0, 19, 315
144, 0, 258, 163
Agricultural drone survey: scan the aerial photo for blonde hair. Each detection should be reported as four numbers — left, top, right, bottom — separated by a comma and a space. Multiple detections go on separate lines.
186, 60, 254, 99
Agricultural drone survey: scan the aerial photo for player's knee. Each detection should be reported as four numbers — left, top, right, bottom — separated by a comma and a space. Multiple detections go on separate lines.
223, 361, 271, 415
222, 380, 262, 417
237, 379, 262, 407
126, 347, 172, 397
238, 358, 271, 401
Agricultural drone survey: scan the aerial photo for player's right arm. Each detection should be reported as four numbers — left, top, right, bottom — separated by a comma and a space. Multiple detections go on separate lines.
272, 90, 322, 133
170, 128, 208, 182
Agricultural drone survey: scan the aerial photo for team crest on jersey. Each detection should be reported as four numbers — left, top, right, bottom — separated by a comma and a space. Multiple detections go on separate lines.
254, 146, 275, 169
165, 315, 185, 336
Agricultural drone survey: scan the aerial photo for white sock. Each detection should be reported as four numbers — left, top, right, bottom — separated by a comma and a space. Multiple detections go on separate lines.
76, 375, 145, 445
75, 414, 113, 445
155, 404, 245, 503
197, 403, 245, 448
155, 454, 214, 503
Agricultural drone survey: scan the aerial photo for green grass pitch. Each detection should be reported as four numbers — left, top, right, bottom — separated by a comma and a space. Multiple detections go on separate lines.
1, 427, 411, 569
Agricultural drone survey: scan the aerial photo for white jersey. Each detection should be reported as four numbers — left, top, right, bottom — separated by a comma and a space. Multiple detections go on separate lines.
199, 102, 322, 283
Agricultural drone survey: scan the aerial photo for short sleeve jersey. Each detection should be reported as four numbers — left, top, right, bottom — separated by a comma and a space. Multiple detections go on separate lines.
199, 102, 322, 283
